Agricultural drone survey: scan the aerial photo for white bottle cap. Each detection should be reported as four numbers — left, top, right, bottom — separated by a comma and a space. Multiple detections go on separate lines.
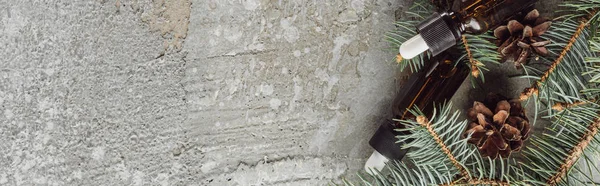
364, 150, 389, 174
399, 34, 429, 60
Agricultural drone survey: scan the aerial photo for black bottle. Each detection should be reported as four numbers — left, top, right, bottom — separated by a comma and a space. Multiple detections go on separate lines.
365, 51, 468, 171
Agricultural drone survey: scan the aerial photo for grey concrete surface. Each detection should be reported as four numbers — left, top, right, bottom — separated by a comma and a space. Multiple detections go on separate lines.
184, 0, 408, 185
0, 0, 409, 185
1, 0, 583, 186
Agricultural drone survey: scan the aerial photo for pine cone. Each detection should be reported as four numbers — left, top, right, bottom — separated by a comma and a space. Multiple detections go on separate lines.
494, 9, 552, 69
463, 93, 531, 159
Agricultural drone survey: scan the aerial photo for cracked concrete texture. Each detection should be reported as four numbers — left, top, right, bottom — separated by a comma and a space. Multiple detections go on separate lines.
186, 0, 409, 185
0, 0, 189, 185
0, 0, 408, 185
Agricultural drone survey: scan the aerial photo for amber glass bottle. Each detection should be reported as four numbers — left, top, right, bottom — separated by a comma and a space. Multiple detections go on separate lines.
367, 52, 468, 169
390, 53, 468, 122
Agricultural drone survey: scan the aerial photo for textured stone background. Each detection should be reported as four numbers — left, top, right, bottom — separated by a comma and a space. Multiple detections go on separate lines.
1, 0, 586, 186
0, 0, 409, 185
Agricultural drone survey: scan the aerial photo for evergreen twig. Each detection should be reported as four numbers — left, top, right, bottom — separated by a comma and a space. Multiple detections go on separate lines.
546, 115, 600, 185
552, 99, 596, 111
416, 115, 469, 179
461, 35, 482, 78
520, 21, 588, 101
439, 178, 510, 186
457, 33, 500, 84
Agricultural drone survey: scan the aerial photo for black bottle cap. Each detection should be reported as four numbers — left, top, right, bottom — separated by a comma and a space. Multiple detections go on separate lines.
368, 120, 409, 160
417, 12, 461, 56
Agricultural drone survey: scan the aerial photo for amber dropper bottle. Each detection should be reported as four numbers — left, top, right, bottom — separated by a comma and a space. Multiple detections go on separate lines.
399, 0, 538, 59
365, 51, 468, 171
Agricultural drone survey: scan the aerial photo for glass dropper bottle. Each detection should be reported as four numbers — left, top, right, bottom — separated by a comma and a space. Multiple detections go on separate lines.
365, 51, 468, 171
399, 0, 538, 59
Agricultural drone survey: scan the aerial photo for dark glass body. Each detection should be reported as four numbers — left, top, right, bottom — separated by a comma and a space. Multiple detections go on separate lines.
392, 53, 468, 123
368, 52, 468, 160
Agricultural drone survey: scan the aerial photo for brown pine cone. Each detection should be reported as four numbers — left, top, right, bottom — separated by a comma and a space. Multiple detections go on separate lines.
494, 9, 552, 69
463, 93, 530, 159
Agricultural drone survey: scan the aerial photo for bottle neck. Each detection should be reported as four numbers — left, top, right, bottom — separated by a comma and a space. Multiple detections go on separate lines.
415, 12, 463, 56
456, 0, 538, 34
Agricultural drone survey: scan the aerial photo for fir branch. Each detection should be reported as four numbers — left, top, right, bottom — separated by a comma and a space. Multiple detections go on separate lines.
520, 21, 588, 101
388, 102, 478, 185
439, 177, 510, 186
466, 178, 509, 186
461, 35, 482, 78
522, 55, 600, 185
520, 8, 599, 102
457, 34, 500, 84
417, 115, 470, 179
542, 9, 600, 182
552, 99, 596, 111
546, 115, 600, 185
